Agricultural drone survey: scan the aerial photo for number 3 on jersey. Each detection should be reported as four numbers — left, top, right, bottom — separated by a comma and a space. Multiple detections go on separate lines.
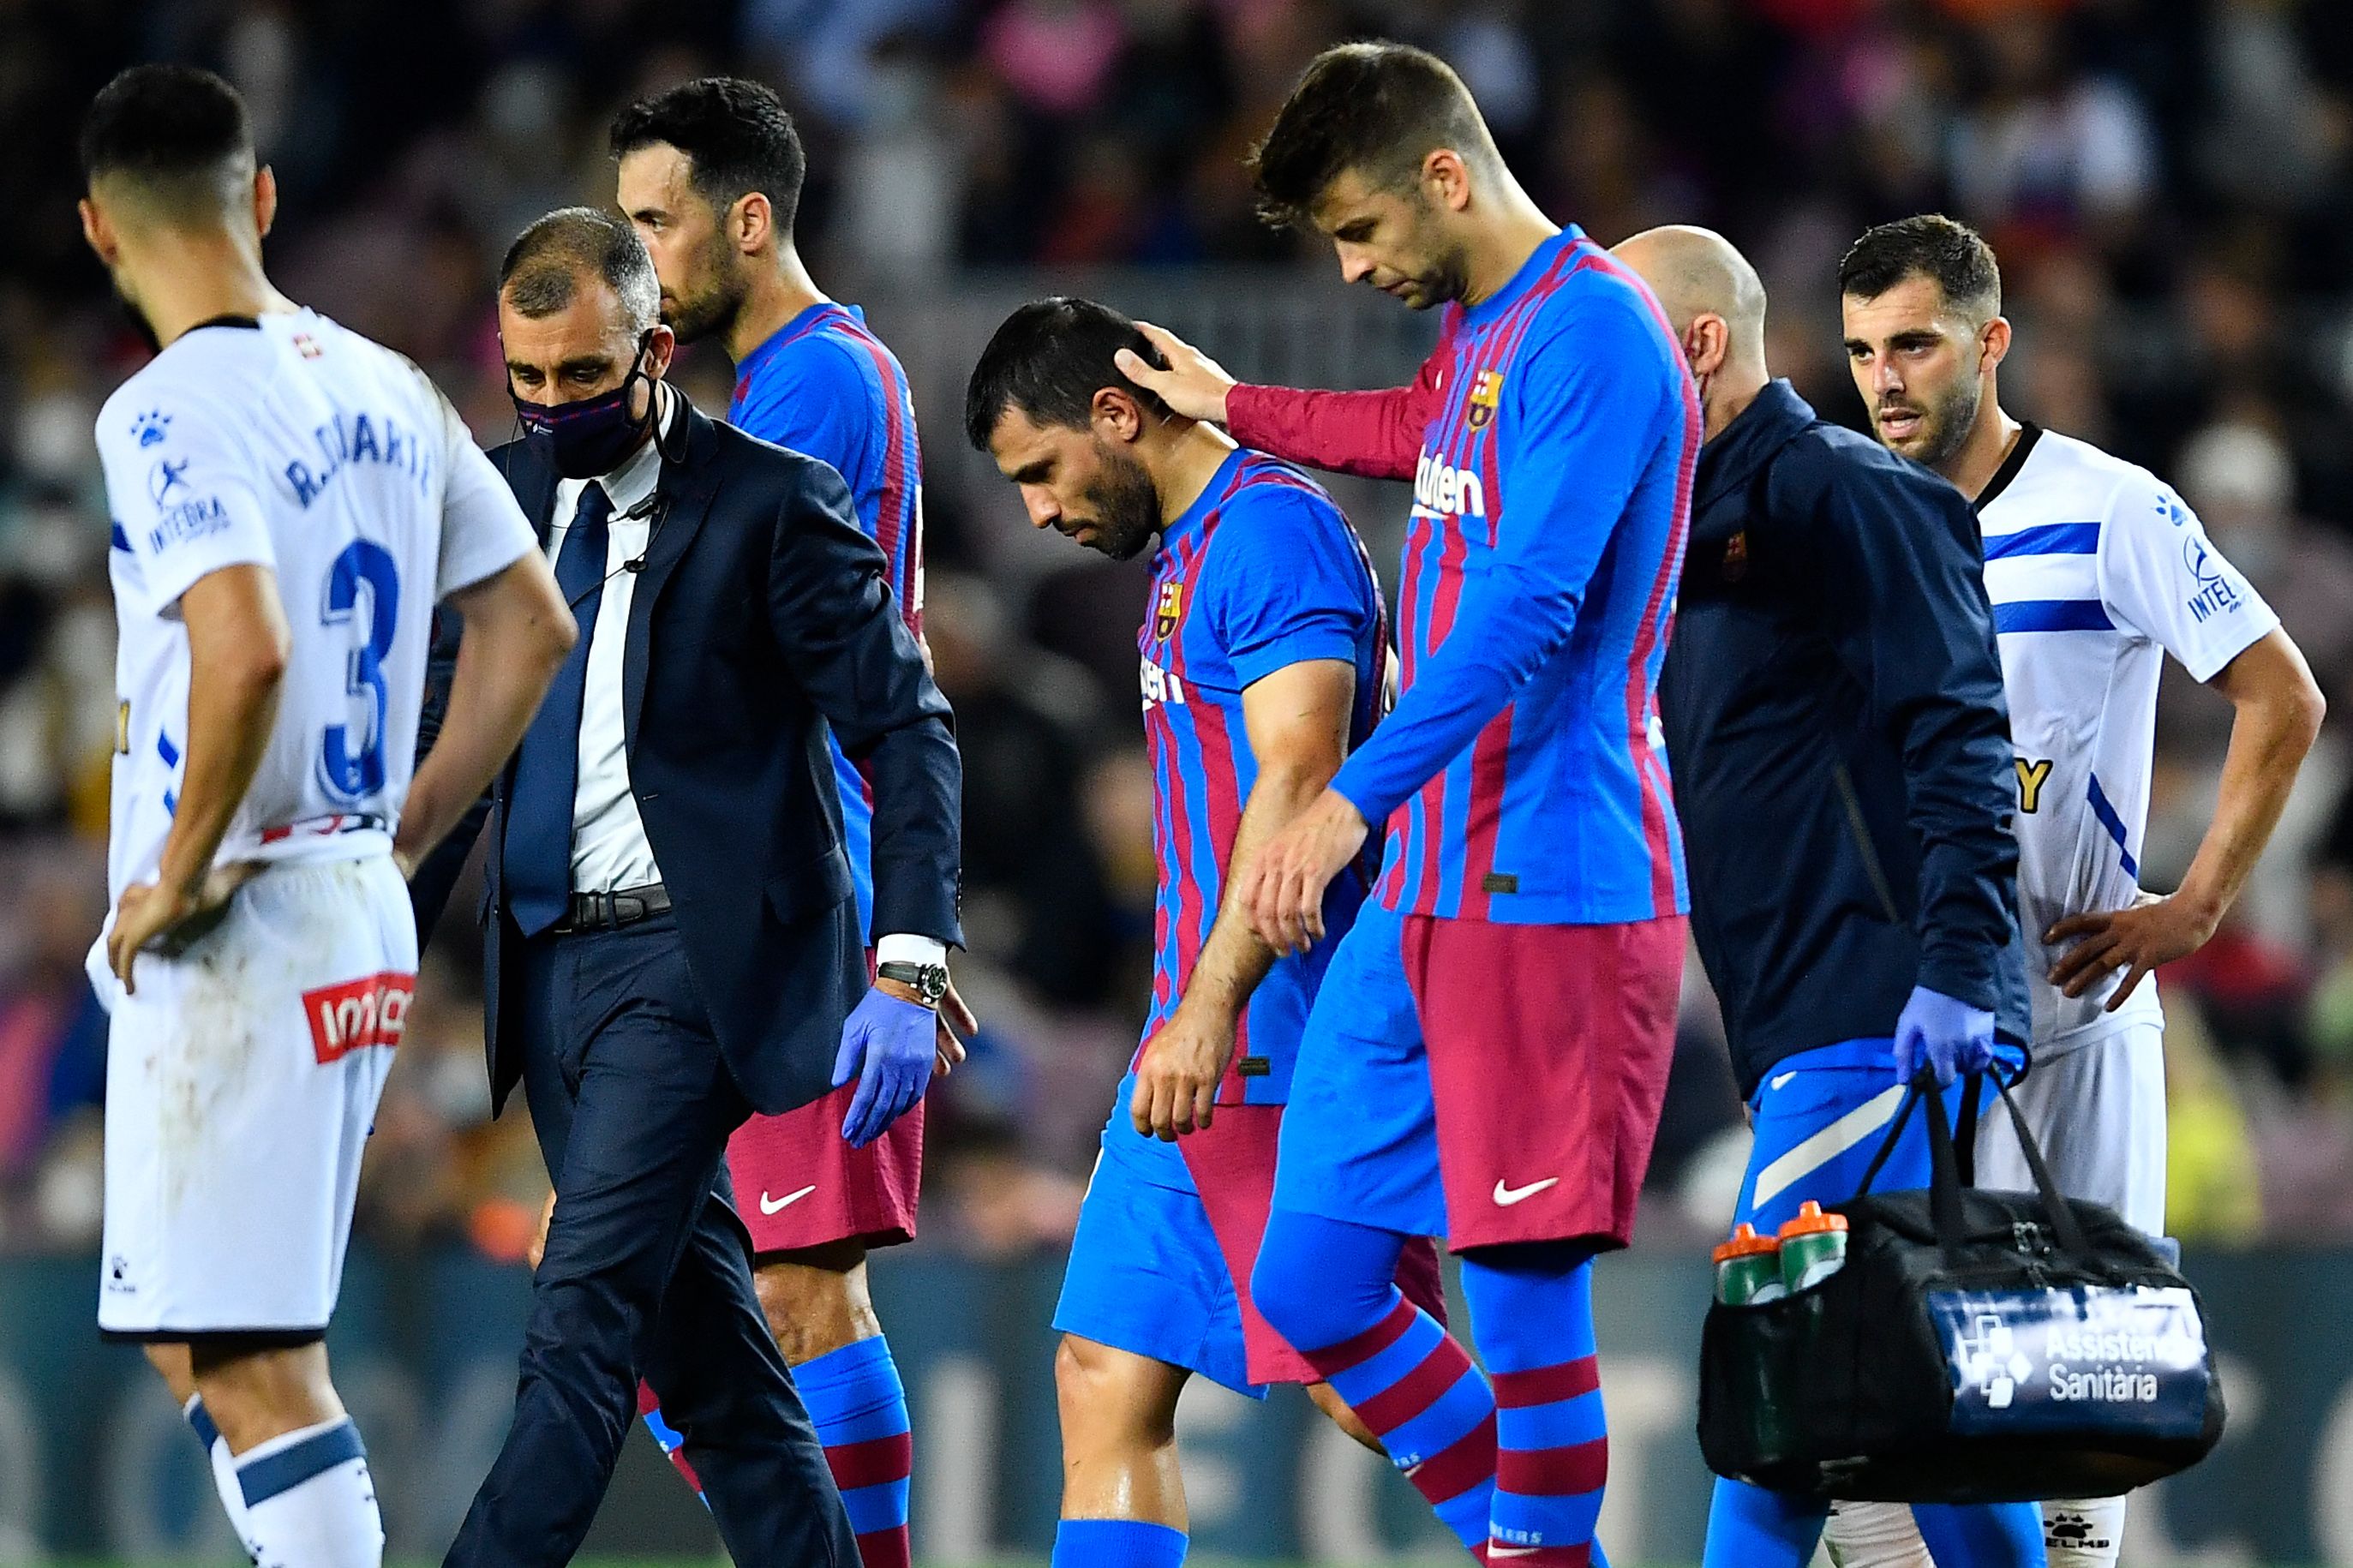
320, 540, 399, 803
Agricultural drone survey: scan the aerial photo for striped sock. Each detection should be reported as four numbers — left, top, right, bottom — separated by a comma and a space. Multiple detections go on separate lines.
636, 1382, 706, 1501
1302, 1294, 1499, 1552
233, 1416, 383, 1568
797, 1335, 914, 1568
1464, 1251, 1608, 1567
1051, 1518, 1188, 1565
185, 1395, 258, 1562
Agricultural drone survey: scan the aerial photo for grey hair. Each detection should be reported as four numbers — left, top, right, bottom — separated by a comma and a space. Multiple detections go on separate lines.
498, 206, 659, 331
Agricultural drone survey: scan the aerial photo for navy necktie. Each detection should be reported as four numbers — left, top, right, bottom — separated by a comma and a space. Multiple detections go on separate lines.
503, 483, 614, 936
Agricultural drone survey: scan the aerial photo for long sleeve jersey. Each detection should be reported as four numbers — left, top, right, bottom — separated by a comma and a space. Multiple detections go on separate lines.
1228, 228, 1698, 924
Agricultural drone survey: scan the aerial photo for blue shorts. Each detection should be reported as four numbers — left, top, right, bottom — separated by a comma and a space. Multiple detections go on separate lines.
1053, 1074, 1278, 1397
1736, 1039, 2003, 1233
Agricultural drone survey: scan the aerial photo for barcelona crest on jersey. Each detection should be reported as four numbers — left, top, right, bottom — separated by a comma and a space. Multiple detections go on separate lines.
1154, 578, 1185, 641
1467, 368, 1505, 430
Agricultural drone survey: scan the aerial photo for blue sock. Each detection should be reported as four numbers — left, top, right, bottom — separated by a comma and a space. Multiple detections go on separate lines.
1254, 1210, 1496, 1553
1463, 1242, 1610, 1565
1704, 1476, 1827, 1568
1916, 1500, 2049, 1565
1052, 1517, 1188, 1566
796, 1335, 914, 1562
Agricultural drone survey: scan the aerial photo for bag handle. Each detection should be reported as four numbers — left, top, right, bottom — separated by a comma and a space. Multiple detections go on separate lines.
1849, 1078, 1925, 1202
1986, 1075, 2093, 1258
1848, 1071, 2089, 1260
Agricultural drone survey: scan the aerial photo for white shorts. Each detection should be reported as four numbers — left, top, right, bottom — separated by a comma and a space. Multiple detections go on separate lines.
1974, 1021, 2166, 1236
97, 854, 416, 1339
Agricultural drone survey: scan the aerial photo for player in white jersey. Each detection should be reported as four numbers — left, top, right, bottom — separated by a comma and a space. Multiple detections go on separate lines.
78, 66, 572, 1568
1830, 215, 2324, 1568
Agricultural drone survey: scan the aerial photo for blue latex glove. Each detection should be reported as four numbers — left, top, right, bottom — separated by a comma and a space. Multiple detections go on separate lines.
834, 986, 936, 1146
1892, 984, 1997, 1088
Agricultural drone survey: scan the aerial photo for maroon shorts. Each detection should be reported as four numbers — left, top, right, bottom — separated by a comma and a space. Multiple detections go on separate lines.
727, 1086, 923, 1254
1274, 907, 1685, 1252
1176, 1102, 1447, 1386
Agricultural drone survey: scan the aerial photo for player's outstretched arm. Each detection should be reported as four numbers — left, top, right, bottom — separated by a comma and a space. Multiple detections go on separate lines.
393, 553, 574, 879
2049, 627, 2324, 1006
1132, 657, 1357, 1140
1116, 321, 1441, 483
107, 564, 289, 990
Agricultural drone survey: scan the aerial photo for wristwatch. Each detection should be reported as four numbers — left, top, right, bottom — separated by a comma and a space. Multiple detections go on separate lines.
877, 960, 949, 1008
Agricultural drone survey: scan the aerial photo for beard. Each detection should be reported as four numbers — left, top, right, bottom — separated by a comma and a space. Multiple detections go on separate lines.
660, 234, 749, 346
1882, 374, 1984, 472
1401, 242, 1472, 310
1075, 446, 1163, 561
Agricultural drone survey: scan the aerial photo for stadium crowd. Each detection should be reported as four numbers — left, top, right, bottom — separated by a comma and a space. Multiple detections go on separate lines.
3, 0, 2353, 1260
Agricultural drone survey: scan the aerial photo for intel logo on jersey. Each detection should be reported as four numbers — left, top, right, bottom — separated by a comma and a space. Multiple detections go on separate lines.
1412, 453, 1486, 522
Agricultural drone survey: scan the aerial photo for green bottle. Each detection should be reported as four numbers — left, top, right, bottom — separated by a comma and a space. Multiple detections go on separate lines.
1713, 1223, 1786, 1305
1778, 1201, 1849, 1292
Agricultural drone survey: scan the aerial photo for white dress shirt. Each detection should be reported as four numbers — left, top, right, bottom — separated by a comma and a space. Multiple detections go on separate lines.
548, 400, 668, 896
547, 389, 946, 973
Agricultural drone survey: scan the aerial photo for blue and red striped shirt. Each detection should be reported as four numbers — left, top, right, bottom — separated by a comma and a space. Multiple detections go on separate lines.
730, 302, 924, 938
1138, 449, 1388, 1104
1238, 227, 1697, 925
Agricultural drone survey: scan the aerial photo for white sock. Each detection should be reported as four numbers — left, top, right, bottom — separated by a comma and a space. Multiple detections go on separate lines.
2042, 1497, 2126, 1567
232, 1416, 384, 1568
183, 1395, 258, 1562
1823, 1500, 1934, 1568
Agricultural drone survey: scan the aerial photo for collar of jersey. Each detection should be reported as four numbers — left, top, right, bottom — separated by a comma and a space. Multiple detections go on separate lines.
1461, 225, 1581, 329
1157, 446, 1248, 554
737, 300, 858, 384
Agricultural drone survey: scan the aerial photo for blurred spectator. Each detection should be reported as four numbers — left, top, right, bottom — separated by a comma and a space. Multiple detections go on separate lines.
3, 0, 2353, 1249
0, 846, 105, 1249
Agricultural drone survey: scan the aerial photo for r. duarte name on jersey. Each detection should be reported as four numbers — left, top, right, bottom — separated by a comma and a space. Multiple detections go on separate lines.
283, 408, 437, 508
1412, 452, 1487, 522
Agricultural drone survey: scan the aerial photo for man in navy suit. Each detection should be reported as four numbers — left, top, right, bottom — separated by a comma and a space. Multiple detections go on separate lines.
411, 207, 961, 1566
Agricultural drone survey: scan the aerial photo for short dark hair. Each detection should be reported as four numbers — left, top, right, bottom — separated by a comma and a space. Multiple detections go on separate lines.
79, 64, 254, 216
610, 76, 807, 236
498, 206, 660, 329
1249, 42, 1493, 229
1838, 214, 2003, 322
964, 298, 1172, 452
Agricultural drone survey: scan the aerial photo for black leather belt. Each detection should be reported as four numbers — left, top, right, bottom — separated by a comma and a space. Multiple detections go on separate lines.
550, 882, 671, 933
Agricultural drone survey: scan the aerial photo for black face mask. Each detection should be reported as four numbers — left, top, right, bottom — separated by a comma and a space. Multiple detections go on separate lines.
512, 332, 658, 478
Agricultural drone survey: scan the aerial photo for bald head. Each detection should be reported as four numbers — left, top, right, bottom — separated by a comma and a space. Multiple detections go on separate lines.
1614, 224, 1767, 373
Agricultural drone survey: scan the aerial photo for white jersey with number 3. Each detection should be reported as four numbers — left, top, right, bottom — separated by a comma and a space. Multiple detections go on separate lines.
1974, 424, 2278, 1052
95, 308, 535, 906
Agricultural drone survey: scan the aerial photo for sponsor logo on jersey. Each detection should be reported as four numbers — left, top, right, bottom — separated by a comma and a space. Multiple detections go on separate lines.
132, 410, 171, 448
1153, 578, 1184, 641
293, 332, 323, 360
1140, 653, 1187, 710
2182, 536, 2243, 624
304, 970, 416, 1064
1411, 453, 1488, 522
1467, 368, 1505, 430
147, 457, 190, 505
147, 496, 230, 554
